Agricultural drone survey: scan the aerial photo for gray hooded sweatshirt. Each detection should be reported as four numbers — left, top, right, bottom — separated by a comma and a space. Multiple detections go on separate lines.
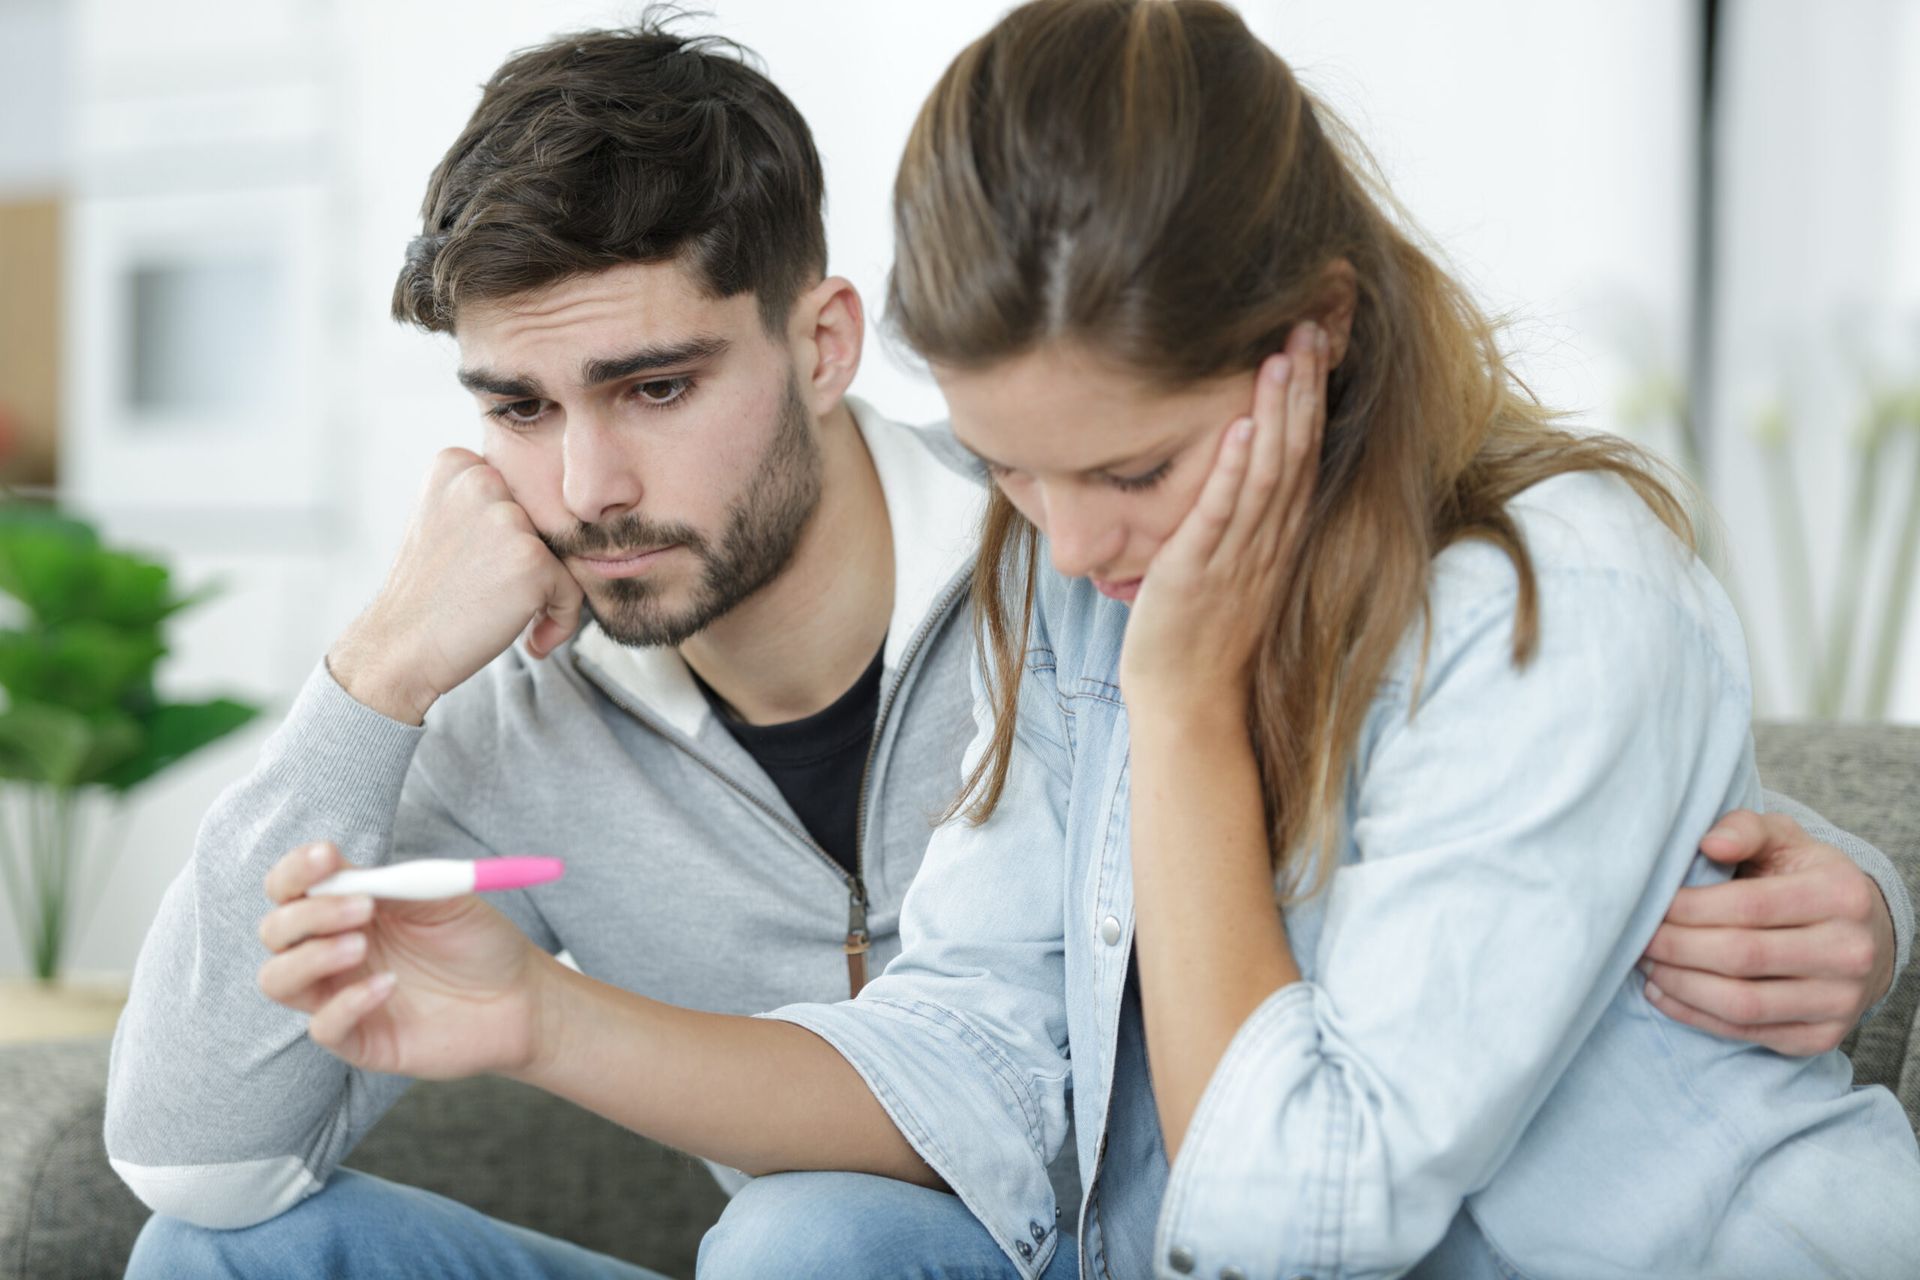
103, 398, 992, 1228
101, 398, 1912, 1232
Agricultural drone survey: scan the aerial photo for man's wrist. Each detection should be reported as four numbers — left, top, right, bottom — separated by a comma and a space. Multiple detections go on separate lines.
506, 951, 582, 1089
1868, 876, 1898, 1005
327, 620, 439, 727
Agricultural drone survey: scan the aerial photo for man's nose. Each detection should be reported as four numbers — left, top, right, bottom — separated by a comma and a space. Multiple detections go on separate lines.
560, 416, 642, 526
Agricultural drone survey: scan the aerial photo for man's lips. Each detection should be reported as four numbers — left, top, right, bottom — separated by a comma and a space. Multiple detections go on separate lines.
574, 545, 681, 579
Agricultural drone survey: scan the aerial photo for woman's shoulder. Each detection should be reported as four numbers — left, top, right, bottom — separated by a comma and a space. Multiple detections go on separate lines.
1396, 469, 1750, 701
1433, 469, 1691, 596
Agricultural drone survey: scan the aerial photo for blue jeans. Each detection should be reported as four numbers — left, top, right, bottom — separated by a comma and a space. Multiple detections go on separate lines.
698, 1171, 1080, 1278
125, 1169, 670, 1280
125, 1167, 1078, 1279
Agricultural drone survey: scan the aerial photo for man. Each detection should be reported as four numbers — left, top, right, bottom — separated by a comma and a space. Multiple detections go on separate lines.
107, 18, 1911, 1278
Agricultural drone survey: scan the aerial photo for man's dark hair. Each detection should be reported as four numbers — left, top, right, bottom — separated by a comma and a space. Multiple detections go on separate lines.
392, 11, 827, 334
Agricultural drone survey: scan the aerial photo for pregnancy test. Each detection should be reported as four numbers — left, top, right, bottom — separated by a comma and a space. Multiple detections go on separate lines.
308, 857, 565, 901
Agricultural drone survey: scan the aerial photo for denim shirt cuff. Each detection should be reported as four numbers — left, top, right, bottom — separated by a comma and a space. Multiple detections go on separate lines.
1156, 982, 1324, 1280
758, 999, 1064, 1279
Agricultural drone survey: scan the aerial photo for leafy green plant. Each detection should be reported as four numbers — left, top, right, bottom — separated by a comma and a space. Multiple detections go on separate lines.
1618, 365, 1920, 719
0, 503, 259, 983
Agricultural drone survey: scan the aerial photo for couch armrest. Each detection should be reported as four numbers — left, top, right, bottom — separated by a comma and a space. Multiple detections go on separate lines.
0, 1037, 148, 1280
0, 1035, 728, 1280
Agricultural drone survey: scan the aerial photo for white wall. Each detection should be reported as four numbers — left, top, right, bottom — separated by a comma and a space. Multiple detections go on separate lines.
0, 0, 70, 199
7, 0, 1909, 980
1709, 1, 1920, 720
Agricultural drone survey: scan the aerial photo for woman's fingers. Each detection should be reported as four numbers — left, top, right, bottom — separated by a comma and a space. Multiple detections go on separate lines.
1218, 321, 1325, 575
258, 930, 370, 1010
1270, 323, 1328, 550
1162, 414, 1256, 569
1217, 352, 1293, 556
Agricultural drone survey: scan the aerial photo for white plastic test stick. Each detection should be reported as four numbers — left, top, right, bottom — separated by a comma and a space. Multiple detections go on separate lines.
307, 857, 565, 901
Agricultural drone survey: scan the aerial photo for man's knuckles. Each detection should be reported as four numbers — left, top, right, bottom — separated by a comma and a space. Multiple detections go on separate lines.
1833, 934, 1879, 983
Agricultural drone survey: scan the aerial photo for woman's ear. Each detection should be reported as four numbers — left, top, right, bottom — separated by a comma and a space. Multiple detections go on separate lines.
1315, 258, 1359, 368
786, 276, 865, 414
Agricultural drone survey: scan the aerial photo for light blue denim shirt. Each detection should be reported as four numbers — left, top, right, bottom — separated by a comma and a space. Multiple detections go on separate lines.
768, 471, 1920, 1279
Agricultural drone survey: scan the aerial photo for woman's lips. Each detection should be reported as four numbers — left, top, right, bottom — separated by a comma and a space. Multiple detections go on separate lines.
576, 545, 681, 579
1092, 576, 1142, 603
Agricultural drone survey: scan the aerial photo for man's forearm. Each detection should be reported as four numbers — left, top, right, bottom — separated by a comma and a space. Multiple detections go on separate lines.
104, 663, 427, 1226
509, 954, 940, 1187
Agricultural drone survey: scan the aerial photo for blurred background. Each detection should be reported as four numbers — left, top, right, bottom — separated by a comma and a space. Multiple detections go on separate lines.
0, 0, 1916, 984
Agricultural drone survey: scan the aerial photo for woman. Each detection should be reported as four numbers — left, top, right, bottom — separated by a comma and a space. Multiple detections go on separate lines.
697, 2, 1920, 1276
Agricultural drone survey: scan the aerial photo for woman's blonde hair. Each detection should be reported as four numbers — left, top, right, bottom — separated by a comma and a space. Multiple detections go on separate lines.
892, 0, 1692, 897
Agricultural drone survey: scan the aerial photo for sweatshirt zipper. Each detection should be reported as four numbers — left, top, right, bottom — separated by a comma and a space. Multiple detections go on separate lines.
843, 571, 972, 996
577, 570, 972, 1000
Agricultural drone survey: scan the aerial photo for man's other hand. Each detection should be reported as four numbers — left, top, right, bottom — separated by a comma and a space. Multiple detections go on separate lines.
1640, 810, 1896, 1056
257, 841, 548, 1079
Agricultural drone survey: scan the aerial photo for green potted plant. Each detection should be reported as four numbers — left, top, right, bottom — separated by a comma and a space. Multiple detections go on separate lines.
0, 503, 259, 987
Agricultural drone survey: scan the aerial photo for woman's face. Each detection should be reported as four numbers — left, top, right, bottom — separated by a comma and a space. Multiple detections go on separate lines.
936, 344, 1255, 604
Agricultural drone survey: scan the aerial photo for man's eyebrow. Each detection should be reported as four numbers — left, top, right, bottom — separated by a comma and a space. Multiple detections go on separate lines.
457, 367, 544, 399
580, 335, 730, 387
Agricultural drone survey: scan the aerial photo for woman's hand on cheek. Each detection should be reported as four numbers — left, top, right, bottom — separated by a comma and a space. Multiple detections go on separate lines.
1118, 321, 1328, 717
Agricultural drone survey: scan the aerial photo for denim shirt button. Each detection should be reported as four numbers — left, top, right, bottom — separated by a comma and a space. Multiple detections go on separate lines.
1030, 1220, 1048, 1242
1099, 915, 1122, 945
1016, 1239, 1035, 1261
1168, 1244, 1196, 1273
1219, 1269, 1248, 1280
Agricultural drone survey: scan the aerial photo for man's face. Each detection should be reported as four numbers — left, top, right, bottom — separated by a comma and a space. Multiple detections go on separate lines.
455, 261, 822, 647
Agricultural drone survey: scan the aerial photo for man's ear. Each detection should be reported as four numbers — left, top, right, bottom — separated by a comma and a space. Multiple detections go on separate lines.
1315, 258, 1359, 368
786, 276, 865, 415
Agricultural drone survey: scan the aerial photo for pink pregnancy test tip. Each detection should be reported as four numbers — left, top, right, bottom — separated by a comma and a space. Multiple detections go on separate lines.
473, 857, 566, 893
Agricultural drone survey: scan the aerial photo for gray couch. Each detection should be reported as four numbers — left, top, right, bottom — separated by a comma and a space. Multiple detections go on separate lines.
4, 723, 1917, 1280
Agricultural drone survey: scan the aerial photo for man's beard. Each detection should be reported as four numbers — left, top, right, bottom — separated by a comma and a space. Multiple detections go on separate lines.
541, 375, 823, 648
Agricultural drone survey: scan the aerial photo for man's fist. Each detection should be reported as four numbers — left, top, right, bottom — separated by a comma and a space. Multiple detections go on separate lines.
328, 449, 585, 724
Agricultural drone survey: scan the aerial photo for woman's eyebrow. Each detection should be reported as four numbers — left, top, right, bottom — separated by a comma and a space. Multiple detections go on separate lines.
956, 436, 1181, 475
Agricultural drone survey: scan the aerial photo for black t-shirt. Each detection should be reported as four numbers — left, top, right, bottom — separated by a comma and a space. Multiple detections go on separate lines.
692, 643, 886, 878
